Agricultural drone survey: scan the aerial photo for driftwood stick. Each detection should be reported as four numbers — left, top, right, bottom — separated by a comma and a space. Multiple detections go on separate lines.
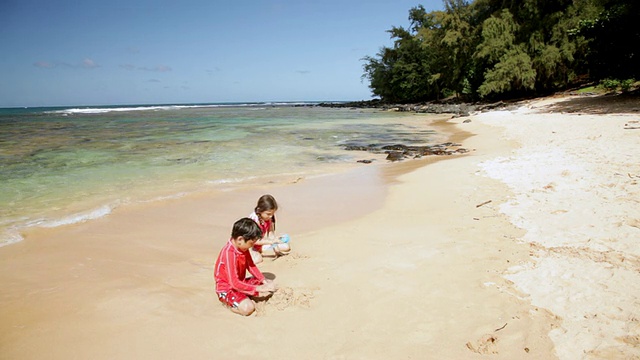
476, 200, 492, 208
494, 323, 508, 332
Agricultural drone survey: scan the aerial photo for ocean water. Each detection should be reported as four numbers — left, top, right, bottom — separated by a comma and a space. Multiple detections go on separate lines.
0, 102, 440, 246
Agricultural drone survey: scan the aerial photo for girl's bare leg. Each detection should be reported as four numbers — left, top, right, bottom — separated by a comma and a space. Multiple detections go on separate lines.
272, 243, 290, 257
249, 248, 263, 264
276, 243, 290, 253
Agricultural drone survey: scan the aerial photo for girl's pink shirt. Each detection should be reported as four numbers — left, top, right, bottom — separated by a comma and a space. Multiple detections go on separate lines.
248, 212, 273, 252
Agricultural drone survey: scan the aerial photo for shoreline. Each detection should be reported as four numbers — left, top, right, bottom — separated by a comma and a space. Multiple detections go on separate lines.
0, 108, 454, 248
1, 94, 638, 359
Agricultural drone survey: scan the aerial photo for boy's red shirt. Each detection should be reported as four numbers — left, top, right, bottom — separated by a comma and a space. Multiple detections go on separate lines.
214, 239, 265, 296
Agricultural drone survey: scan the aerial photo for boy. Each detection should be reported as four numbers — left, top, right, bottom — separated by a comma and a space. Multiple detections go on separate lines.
214, 217, 277, 316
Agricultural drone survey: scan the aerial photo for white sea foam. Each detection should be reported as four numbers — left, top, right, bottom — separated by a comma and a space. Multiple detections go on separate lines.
206, 171, 314, 186
0, 229, 25, 248
34, 205, 114, 228
0, 206, 114, 246
47, 102, 320, 115
207, 176, 258, 185
50, 105, 205, 114
139, 192, 188, 203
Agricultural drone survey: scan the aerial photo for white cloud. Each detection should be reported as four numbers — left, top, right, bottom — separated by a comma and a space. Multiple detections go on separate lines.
82, 58, 99, 68
33, 61, 55, 68
138, 65, 172, 72
119, 64, 173, 72
33, 59, 100, 69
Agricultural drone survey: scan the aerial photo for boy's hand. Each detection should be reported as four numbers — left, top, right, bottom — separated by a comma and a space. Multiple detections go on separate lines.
257, 280, 277, 293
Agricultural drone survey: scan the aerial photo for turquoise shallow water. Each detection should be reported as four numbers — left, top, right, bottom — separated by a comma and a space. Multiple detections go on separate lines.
0, 103, 440, 246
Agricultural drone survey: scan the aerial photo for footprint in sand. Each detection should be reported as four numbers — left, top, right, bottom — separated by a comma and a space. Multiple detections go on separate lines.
288, 252, 310, 260
269, 252, 310, 268
255, 286, 317, 316
619, 334, 640, 346
466, 335, 498, 354
626, 218, 640, 229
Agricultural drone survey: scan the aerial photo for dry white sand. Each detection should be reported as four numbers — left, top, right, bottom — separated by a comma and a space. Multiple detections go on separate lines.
475, 96, 640, 359
0, 94, 638, 359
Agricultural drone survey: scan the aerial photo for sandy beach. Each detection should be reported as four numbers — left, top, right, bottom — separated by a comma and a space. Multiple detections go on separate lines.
1, 94, 638, 359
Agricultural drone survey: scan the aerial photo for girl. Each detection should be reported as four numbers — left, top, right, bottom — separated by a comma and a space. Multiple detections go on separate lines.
248, 194, 291, 264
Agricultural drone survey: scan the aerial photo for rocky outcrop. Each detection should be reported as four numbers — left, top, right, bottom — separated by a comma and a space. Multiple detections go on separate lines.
318, 99, 519, 116
346, 142, 469, 162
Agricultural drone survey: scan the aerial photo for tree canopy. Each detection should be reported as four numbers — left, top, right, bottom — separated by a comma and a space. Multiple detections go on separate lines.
362, 0, 638, 103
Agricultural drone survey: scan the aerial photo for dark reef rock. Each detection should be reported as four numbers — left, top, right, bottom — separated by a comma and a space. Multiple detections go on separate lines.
318, 99, 519, 116
319, 100, 487, 162
345, 142, 469, 162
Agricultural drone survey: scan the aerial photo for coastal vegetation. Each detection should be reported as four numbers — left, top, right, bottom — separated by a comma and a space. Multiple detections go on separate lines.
362, 0, 639, 103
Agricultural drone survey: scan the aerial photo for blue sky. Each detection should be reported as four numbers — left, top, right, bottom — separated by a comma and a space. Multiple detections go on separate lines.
1, 0, 442, 107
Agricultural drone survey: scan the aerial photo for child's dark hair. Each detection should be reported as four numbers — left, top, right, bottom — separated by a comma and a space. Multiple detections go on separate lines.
254, 194, 278, 230
255, 194, 278, 213
231, 218, 263, 241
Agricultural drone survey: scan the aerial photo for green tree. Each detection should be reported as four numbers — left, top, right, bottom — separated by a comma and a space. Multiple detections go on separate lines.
361, 0, 633, 103
474, 9, 536, 97
439, 0, 478, 98
574, 0, 640, 80
362, 7, 440, 102
519, 0, 581, 91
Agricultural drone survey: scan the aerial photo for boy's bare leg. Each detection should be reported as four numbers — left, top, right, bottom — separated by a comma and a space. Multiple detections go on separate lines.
231, 298, 256, 316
